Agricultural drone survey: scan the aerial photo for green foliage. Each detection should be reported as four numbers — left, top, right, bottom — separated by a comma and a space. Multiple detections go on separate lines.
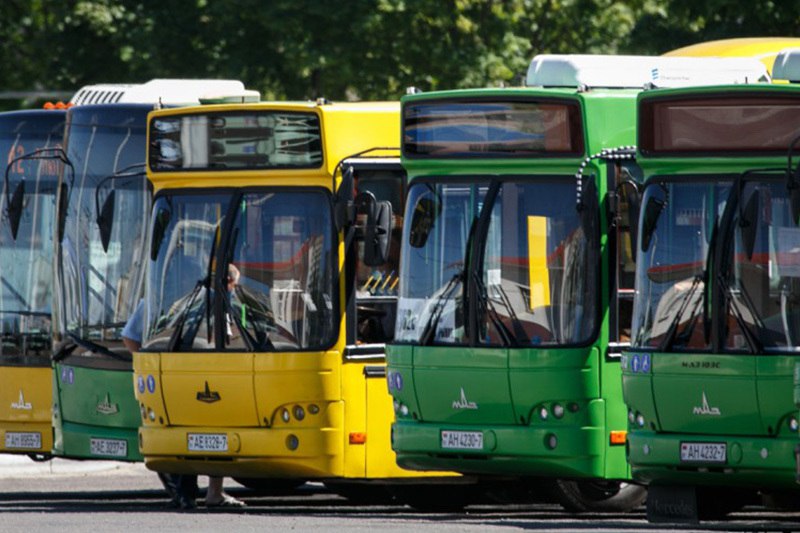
0, 0, 797, 106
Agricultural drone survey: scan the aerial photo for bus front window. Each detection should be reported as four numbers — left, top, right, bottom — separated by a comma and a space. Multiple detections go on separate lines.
725, 181, 800, 351
59, 110, 149, 348
226, 191, 336, 351
144, 194, 230, 351
396, 182, 488, 345
631, 180, 730, 351
479, 180, 598, 346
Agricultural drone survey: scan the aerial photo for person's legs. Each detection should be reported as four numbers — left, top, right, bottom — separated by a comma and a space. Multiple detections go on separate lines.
205, 476, 245, 507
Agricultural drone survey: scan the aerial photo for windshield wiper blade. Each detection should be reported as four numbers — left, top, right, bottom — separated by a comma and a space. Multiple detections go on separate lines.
418, 270, 464, 346
0, 276, 30, 309
51, 340, 78, 362
64, 331, 131, 362
166, 278, 207, 352
471, 270, 514, 346
659, 273, 704, 352
717, 272, 762, 353
221, 289, 275, 351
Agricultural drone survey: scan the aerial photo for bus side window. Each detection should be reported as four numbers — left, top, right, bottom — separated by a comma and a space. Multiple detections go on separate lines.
353, 167, 404, 344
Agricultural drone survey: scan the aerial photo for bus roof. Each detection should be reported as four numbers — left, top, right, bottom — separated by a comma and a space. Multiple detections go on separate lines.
664, 37, 800, 74
771, 48, 800, 82
70, 79, 246, 106
526, 54, 769, 89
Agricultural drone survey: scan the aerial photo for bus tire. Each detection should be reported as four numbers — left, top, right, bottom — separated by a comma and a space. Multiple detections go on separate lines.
552, 479, 646, 513
232, 477, 305, 494
390, 484, 476, 512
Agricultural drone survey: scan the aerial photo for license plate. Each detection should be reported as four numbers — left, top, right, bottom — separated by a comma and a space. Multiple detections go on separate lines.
441, 430, 483, 450
90, 438, 128, 457
5, 432, 42, 450
680, 442, 726, 463
187, 433, 228, 452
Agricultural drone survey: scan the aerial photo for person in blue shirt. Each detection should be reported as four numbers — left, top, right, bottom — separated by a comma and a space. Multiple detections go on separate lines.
123, 268, 246, 510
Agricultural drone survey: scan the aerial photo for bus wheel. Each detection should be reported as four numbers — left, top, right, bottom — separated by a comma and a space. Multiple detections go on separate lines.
552, 480, 646, 513
233, 477, 305, 495
323, 481, 395, 504
390, 484, 476, 512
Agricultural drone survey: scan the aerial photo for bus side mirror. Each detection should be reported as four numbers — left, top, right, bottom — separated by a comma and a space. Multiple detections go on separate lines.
409, 197, 439, 248
96, 189, 115, 253
640, 195, 665, 253
791, 187, 800, 227
7, 180, 25, 241
356, 191, 393, 267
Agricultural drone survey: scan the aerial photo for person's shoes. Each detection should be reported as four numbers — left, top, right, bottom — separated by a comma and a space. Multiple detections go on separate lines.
178, 496, 197, 511
205, 494, 246, 509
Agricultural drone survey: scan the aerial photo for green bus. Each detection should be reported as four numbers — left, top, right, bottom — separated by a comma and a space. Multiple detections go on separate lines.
623, 54, 800, 521
386, 54, 768, 511
49, 80, 246, 460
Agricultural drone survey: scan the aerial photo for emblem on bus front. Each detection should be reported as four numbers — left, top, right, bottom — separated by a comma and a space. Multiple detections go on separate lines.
692, 392, 721, 416
197, 381, 221, 403
96, 393, 119, 415
452, 388, 478, 410
11, 390, 32, 410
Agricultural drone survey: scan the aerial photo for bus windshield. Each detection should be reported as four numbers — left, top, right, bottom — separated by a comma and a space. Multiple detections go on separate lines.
0, 112, 64, 360
145, 190, 336, 352
58, 106, 150, 347
631, 178, 731, 351
396, 177, 598, 346
723, 179, 800, 352
480, 179, 597, 346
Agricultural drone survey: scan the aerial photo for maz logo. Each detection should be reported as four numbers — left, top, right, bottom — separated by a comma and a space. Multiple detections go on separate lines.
452, 388, 478, 410
692, 392, 721, 416
196, 381, 221, 403
11, 390, 32, 410
96, 393, 119, 415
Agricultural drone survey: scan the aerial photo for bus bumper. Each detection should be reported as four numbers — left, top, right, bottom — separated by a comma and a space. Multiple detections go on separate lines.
391, 420, 610, 479
628, 430, 797, 489
139, 425, 343, 478
0, 421, 53, 456
53, 421, 141, 461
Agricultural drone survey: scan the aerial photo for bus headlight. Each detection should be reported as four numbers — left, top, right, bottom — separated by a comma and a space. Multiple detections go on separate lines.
552, 403, 565, 419
281, 408, 291, 423
790, 417, 799, 432
539, 406, 549, 420
293, 405, 305, 421
635, 413, 645, 428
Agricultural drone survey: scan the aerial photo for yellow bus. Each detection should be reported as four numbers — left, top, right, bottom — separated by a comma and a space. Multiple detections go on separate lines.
134, 99, 457, 504
664, 37, 800, 74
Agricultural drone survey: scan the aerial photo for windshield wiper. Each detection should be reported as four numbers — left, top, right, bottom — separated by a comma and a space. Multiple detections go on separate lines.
418, 270, 464, 346
63, 331, 131, 362
166, 278, 207, 352
659, 273, 704, 352
221, 289, 275, 351
1, 276, 30, 309
716, 271, 762, 353
472, 270, 520, 346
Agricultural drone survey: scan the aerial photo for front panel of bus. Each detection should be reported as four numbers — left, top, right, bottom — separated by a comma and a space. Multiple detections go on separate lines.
387, 90, 637, 483
0, 110, 65, 456
623, 87, 800, 493
134, 104, 422, 480
51, 104, 151, 460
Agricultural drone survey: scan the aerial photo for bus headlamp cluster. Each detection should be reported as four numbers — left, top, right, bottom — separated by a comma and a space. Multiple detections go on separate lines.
278, 403, 320, 424
393, 400, 410, 417
628, 409, 646, 428
140, 403, 157, 423
537, 402, 576, 422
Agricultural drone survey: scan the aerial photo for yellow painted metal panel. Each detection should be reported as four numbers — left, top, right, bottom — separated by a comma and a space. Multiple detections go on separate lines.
527, 215, 550, 309
665, 37, 800, 74
0, 366, 53, 453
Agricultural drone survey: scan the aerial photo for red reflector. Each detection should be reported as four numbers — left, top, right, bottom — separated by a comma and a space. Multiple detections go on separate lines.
610, 430, 627, 445
349, 432, 367, 445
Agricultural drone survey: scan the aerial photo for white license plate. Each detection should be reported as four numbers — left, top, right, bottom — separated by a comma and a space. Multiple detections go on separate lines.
680, 442, 726, 463
188, 433, 228, 452
90, 438, 128, 457
5, 432, 42, 450
441, 430, 483, 450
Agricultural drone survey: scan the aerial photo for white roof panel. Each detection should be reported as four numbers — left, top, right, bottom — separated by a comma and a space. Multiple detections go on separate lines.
70, 79, 247, 105
772, 48, 800, 82
526, 54, 769, 89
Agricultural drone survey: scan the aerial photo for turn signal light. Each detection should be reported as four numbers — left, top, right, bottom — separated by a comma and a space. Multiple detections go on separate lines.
349, 432, 367, 445
610, 430, 627, 445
